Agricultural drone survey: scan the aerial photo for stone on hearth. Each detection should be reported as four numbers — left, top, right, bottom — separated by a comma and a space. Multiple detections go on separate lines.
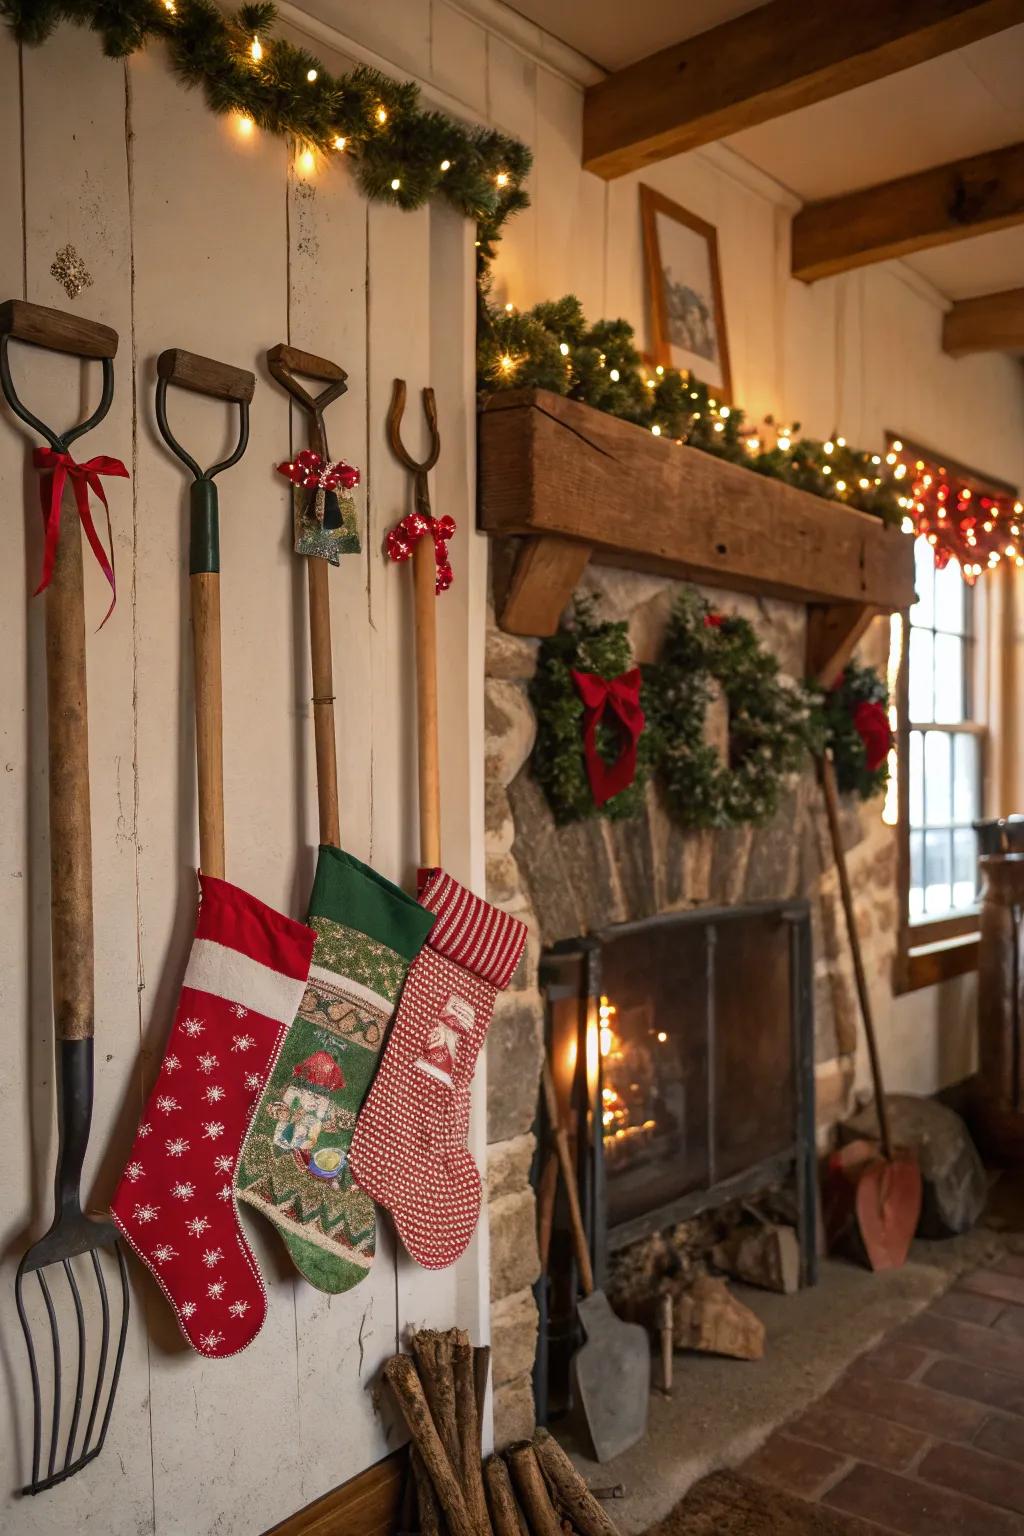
709, 825, 753, 904
488, 1133, 536, 1202
745, 783, 807, 901
489, 1188, 540, 1300
486, 623, 539, 681
487, 991, 544, 1144
487, 850, 525, 909
816, 1057, 854, 1130
492, 1372, 535, 1449
841, 1094, 987, 1237
486, 679, 536, 788
490, 1288, 539, 1386
486, 778, 515, 858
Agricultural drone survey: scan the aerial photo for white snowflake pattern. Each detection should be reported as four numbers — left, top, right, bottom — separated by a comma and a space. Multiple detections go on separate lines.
165, 1137, 190, 1157
163, 1054, 181, 1072
197, 1053, 218, 1074
186, 1216, 211, 1238
134, 1203, 158, 1224
228, 1300, 250, 1318
213, 1154, 233, 1175
156, 1095, 180, 1114
201, 1247, 223, 1269
199, 1330, 224, 1350
152, 1243, 177, 1265
243, 1072, 262, 1093
216, 1183, 232, 1202
203, 1085, 226, 1104
181, 1018, 204, 1037
170, 1180, 195, 1201
230, 1004, 249, 1019
207, 1279, 226, 1300
201, 1121, 225, 1140
137, 1122, 152, 1138
231, 1033, 255, 1053
124, 1161, 144, 1182
180, 1301, 197, 1319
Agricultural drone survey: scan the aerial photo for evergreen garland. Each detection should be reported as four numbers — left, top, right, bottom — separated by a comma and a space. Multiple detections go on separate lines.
814, 662, 892, 801
478, 290, 903, 524
531, 596, 652, 824
644, 591, 823, 829
2, 0, 531, 252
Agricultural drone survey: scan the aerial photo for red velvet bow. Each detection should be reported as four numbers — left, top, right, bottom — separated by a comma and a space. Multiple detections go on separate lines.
385, 511, 456, 594
33, 447, 128, 626
571, 667, 645, 808
276, 448, 360, 494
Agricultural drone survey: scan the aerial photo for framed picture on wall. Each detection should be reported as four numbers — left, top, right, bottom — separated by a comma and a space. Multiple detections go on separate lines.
640, 184, 732, 401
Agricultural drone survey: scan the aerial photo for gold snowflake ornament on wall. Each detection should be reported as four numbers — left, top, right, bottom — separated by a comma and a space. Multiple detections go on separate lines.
50, 243, 94, 300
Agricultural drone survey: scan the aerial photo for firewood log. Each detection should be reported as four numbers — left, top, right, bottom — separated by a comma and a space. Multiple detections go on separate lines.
505, 1441, 562, 1536
383, 1354, 475, 1536
532, 1429, 620, 1536
411, 1329, 461, 1473
453, 1332, 492, 1536
484, 1454, 530, 1536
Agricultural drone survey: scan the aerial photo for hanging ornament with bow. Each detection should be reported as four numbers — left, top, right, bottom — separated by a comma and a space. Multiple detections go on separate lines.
386, 511, 457, 594
571, 667, 646, 808
276, 448, 361, 564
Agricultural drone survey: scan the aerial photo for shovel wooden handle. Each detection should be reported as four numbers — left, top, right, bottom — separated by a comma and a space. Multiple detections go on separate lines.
47, 476, 95, 1041
414, 535, 441, 868
541, 1059, 594, 1295
819, 753, 893, 1160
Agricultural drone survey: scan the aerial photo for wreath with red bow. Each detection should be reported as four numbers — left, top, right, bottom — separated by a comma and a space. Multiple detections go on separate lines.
816, 662, 892, 801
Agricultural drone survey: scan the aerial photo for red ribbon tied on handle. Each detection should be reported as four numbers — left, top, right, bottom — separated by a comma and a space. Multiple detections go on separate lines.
571, 667, 645, 808
385, 511, 457, 594
32, 447, 127, 626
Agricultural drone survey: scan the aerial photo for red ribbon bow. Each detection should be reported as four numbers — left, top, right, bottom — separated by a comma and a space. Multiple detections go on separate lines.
571, 667, 645, 808
33, 447, 128, 626
385, 511, 457, 594
276, 448, 360, 494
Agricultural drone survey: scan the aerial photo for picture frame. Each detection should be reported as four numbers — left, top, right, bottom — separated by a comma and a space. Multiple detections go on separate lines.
640, 184, 732, 402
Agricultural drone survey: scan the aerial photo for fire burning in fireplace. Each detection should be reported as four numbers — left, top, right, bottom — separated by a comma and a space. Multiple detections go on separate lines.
597, 995, 660, 1166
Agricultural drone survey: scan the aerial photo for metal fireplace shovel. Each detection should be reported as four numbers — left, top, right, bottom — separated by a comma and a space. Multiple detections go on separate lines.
541, 1061, 650, 1462
819, 754, 922, 1270
1, 298, 130, 1493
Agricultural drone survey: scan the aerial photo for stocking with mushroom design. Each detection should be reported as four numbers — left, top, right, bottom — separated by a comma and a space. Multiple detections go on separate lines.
111, 875, 314, 1357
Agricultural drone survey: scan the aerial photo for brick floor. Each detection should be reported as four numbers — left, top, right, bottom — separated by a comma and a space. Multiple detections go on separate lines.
744, 1252, 1024, 1533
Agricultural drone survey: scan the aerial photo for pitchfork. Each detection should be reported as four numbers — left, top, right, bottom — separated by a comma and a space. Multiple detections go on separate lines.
0, 299, 129, 1493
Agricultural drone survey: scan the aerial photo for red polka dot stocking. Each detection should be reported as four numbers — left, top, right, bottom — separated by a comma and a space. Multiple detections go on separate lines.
349, 870, 526, 1270
111, 875, 314, 1358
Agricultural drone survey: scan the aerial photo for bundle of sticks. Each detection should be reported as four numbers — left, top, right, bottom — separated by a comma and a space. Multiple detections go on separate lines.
384, 1330, 619, 1536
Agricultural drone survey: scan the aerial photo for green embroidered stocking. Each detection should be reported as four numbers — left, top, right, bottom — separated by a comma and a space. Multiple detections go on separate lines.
234, 845, 433, 1293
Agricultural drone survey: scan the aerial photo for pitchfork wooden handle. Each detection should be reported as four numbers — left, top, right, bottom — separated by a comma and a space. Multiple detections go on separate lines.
414, 537, 441, 868
541, 1060, 594, 1296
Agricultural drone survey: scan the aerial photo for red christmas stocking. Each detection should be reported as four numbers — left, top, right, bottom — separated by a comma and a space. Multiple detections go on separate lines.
111, 875, 314, 1358
349, 870, 526, 1269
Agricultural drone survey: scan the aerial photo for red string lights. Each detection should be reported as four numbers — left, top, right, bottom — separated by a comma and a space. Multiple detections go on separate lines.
893, 438, 1023, 585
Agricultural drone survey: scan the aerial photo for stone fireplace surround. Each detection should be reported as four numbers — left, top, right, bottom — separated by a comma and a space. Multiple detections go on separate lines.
482, 565, 899, 1448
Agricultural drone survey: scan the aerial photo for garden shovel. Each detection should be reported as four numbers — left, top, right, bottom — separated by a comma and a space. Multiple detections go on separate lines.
541, 1059, 649, 1462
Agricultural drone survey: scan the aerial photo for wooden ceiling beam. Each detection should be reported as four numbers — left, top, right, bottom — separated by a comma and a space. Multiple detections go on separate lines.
943, 286, 1024, 354
792, 140, 1024, 281
582, 0, 1024, 180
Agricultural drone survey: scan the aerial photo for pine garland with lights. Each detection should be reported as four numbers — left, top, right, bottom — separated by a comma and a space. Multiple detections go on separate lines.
644, 590, 823, 829
478, 290, 904, 524
531, 596, 652, 824
2, 0, 531, 250
813, 662, 892, 802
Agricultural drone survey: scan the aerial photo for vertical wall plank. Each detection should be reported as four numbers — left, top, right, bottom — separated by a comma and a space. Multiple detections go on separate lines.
487, 36, 538, 307
430, 1, 488, 116
534, 68, 605, 319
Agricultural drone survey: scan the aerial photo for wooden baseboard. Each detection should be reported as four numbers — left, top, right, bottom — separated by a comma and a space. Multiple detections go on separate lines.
264, 1449, 407, 1536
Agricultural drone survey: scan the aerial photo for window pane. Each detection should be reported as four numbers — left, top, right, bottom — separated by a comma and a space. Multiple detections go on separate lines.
909, 830, 925, 919
923, 731, 952, 825
933, 633, 964, 722
934, 557, 965, 635
953, 827, 977, 909
925, 830, 952, 915
953, 733, 980, 824
911, 538, 935, 628
909, 628, 934, 722
908, 730, 924, 827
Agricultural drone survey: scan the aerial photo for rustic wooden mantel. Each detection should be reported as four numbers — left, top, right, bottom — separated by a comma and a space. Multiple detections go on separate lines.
479, 388, 916, 681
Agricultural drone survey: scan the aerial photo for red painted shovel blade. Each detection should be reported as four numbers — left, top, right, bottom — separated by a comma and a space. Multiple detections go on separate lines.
855, 1153, 923, 1271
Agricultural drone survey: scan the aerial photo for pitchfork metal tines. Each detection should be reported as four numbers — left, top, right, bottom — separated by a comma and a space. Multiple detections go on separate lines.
0, 298, 130, 1493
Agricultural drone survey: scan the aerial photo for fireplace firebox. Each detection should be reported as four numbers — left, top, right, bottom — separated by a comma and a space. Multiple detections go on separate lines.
534, 901, 816, 1420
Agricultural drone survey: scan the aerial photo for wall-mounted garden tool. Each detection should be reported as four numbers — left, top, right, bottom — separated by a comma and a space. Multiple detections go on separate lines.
1, 297, 130, 1493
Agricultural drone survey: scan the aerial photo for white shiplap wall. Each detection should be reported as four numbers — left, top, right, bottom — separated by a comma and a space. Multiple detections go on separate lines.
2, 4, 1024, 1533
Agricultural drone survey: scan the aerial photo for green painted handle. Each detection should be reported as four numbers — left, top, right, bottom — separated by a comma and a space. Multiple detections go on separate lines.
189, 479, 219, 575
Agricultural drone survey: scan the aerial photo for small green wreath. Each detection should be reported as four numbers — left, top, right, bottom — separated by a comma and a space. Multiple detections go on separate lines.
645, 590, 821, 828
531, 596, 652, 823
816, 662, 892, 801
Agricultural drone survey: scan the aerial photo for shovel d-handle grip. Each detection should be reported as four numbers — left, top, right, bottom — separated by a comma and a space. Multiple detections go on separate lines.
157, 348, 254, 403
541, 1060, 595, 1296
0, 298, 118, 360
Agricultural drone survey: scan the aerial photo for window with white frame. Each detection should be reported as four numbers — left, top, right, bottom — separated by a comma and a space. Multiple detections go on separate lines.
906, 536, 984, 926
